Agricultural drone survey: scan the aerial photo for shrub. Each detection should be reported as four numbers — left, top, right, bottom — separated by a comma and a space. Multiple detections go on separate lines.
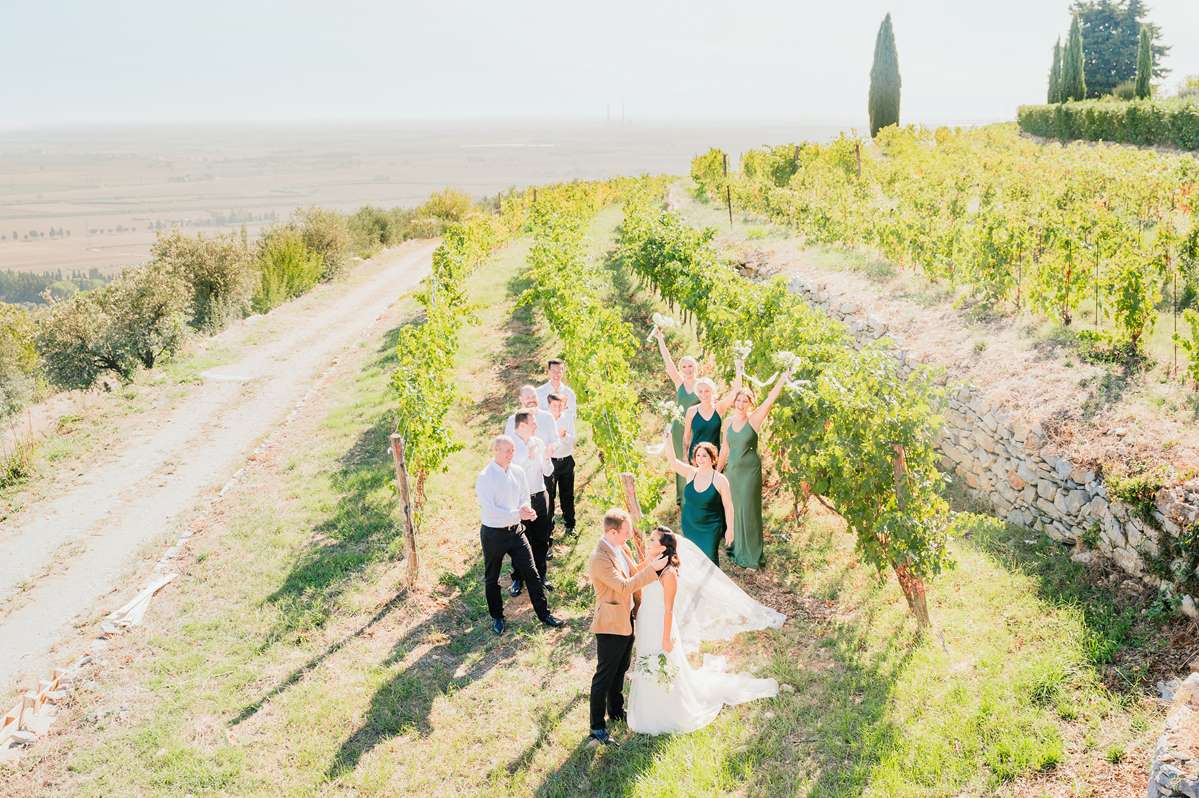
418, 189, 474, 224
0, 302, 40, 417
348, 206, 395, 257
1176, 308, 1199, 390
294, 208, 351, 281
151, 230, 256, 331
36, 265, 190, 389
1017, 99, 1199, 150
690, 148, 727, 201
1113, 79, 1138, 100
252, 227, 323, 313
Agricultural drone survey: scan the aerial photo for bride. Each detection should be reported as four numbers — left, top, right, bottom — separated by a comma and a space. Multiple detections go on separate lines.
627, 525, 785, 735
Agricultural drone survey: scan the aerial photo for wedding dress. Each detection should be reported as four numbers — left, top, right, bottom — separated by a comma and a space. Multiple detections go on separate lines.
626, 536, 784, 735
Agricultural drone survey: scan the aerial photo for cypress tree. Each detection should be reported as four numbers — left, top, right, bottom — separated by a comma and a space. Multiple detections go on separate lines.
1062, 14, 1088, 101
1048, 39, 1063, 103
868, 13, 901, 138
1135, 24, 1152, 99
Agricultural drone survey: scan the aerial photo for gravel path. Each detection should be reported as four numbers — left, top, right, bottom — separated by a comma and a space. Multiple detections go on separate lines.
0, 241, 435, 695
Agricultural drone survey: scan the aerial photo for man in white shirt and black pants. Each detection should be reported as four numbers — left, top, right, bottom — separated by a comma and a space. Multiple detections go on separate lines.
509, 410, 555, 597
475, 434, 563, 635
545, 392, 577, 542
505, 384, 558, 448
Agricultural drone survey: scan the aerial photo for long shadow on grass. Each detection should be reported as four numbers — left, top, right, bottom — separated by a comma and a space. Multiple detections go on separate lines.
260, 319, 414, 647
474, 270, 542, 431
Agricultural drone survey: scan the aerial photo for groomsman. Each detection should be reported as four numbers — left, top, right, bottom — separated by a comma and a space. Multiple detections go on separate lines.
537, 358, 577, 420
545, 393, 576, 541
505, 385, 559, 448
475, 435, 563, 635
510, 411, 555, 597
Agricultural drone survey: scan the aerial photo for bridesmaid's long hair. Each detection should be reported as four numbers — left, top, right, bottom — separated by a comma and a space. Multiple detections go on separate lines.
653, 525, 681, 570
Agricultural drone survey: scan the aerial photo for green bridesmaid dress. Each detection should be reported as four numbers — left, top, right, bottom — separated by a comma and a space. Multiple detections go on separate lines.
725, 421, 764, 569
671, 383, 700, 506
687, 406, 722, 464
682, 475, 725, 564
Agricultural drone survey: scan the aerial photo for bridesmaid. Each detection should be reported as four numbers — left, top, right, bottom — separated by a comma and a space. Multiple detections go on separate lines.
682, 373, 739, 468
662, 436, 734, 564
718, 364, 794, 569
653, 327, 700, 506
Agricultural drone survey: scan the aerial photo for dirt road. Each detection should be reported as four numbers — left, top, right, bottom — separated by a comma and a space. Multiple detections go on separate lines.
0, 240, 436, 695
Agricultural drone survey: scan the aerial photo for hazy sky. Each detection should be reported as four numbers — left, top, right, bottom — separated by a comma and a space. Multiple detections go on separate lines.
2, 0, 1197, 129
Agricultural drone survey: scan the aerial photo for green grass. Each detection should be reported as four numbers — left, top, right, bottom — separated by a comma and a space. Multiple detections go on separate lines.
17, 206, 1168, 798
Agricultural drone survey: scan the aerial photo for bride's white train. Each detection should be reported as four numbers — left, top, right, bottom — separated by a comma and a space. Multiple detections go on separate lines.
627, 535, 785, 735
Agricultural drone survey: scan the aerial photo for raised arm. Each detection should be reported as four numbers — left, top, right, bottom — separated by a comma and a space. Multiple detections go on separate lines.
750, 365, 794, 429
662, 429, 698, 480
655, 327, 682, 387
682, 405, 696, 457
717, 474, 734, 546
717, 424, 729, 472
715, 359, 745, 416
660, 568, 677, 653
591, 552, 660, 599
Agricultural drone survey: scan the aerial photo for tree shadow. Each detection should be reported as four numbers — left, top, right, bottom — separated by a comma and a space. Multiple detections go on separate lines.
531, 732, 671, 798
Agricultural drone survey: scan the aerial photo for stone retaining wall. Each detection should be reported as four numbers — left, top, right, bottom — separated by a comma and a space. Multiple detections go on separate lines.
1149, 673, 1199, 798
787, 274, 1199, 609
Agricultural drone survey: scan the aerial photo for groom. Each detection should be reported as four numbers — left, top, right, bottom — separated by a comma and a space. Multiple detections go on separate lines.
588, 508, 666, 745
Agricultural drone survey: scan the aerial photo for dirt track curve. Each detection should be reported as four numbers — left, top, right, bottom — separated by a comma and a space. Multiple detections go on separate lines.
0, 240, 436, 696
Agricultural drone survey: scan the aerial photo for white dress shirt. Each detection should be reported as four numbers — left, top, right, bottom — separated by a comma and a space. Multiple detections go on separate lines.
537, 381, 578, 419
514, 435, 554, 495
504, 407, 559, 454
476, 460, 531, 528
602, 537, 631, 576
548, 412, 576, 458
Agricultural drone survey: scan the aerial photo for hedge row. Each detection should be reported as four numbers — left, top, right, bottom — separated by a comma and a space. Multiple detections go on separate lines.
1017, 100, 1199, 151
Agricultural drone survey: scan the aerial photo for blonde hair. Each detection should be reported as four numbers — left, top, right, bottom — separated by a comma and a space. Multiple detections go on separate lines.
695, 377, 717, 395
603, 508, 630, 533
732, 386, 757, 411
679, 355, 699, 369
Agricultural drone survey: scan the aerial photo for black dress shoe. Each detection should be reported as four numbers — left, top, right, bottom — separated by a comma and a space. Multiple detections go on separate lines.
589, 728, 614, 745
540, 614, 564, 628
564, 526, 576, 538
546, 549, 555, 561
509, 579, 523, 596
492, 618, 506, 635
542, 581, 555, 592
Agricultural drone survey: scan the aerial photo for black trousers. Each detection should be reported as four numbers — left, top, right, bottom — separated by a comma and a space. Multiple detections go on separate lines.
481, 524, 548, 621
591, 631, 635, 731
547, 455, 576, 532
510, 491, 550, 584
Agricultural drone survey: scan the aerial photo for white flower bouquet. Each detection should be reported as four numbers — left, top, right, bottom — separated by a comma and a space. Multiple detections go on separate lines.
732, 339, 753, 361
635, 652, 680, 689
774, 350, 801, 370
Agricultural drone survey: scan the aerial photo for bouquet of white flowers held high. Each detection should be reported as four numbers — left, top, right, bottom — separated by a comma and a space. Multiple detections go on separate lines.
654, 398, 685, 425
635, 652, 680, 689
774, 350, 800, 370
647, 312, 677, 342
732, 339, 753, 361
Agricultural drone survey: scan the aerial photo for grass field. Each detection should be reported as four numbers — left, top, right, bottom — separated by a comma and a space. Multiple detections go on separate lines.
10, 204, 1177, 797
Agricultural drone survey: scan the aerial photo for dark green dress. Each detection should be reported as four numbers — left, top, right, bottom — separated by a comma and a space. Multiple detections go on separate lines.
687, 406, 722, 464
671, 383, 700, 506
682, 475, 725, 564
726, 420, 764, 569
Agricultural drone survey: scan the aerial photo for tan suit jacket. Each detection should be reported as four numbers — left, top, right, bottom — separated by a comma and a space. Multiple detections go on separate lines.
589, 538, 658, 636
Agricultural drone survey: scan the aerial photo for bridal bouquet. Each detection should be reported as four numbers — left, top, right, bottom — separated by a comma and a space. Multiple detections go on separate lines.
635, 652, 680, 689
732, 339, 753, 361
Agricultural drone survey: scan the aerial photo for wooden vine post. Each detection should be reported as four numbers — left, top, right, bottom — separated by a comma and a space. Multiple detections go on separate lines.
722, 153, 733, 229
620, 472, 646, 560
854, 142, 862, 179
390, 433, 419, 588
891, 444, 930, 629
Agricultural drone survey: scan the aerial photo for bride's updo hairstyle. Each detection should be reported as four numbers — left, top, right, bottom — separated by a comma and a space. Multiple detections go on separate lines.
653, 525, 681, 569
